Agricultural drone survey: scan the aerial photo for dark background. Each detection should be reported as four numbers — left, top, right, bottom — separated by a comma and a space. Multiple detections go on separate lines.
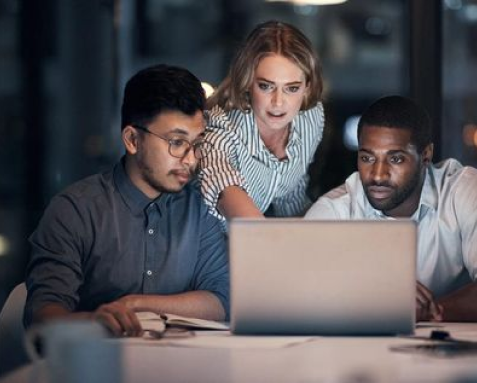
1, 0, 476, 310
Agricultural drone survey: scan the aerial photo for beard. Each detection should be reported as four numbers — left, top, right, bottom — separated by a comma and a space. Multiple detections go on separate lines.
135, 153, 177, 195
363, 167, 423, 213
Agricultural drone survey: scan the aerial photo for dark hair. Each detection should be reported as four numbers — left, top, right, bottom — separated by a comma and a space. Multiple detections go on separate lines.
121, 64, 206, 130
357, 95, 432, 152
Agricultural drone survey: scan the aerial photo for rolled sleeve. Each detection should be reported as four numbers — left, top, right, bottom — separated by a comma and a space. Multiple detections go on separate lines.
24, 195, 86, 326
200, 119, 249, 220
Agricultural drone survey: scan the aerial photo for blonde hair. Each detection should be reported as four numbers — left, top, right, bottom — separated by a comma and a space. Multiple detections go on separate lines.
208, 20, 323, 112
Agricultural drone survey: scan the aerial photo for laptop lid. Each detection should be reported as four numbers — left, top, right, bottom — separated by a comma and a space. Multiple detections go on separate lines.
229, 219, 416, 335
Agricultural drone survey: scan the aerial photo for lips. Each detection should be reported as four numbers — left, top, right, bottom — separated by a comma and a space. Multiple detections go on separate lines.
267, 111, 286, 118
366, 185, 394, 200
171, 170, 190, 184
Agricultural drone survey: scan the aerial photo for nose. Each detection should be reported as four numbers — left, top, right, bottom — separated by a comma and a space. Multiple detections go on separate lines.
371, 160, 390, 183
181, 146, 197, 167
272, 89, 284, 107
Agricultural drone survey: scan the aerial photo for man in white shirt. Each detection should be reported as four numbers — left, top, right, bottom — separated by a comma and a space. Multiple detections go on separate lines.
306, 95, 477, 322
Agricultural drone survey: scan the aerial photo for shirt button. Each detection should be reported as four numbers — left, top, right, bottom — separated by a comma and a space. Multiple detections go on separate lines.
148, 229, 154, 235
146, 270, 153, 276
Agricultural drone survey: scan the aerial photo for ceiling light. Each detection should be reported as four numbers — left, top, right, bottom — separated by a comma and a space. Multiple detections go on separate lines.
266, 0, 347, 5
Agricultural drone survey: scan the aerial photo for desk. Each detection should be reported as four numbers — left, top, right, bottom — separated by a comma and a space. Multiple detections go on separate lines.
2, 323, 477, 383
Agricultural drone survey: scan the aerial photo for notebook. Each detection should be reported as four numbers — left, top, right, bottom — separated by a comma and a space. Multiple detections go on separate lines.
229, 219, 416, 335
136, 312, 229, 333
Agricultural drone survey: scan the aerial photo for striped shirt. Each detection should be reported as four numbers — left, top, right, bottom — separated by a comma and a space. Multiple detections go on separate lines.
199, 103, 325, 221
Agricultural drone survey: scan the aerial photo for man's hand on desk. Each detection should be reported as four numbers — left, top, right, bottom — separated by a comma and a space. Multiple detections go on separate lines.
436, 281, 477, 321
32, 301, 144, 337
416, 281, 443, 322
93, 300, 143, 337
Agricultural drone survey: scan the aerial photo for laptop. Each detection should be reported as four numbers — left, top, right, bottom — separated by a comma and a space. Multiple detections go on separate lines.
229, 219, 416, 335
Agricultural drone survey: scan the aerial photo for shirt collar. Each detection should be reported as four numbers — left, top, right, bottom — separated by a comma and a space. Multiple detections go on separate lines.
419, 166, 438, 211
244, 111, 262, 157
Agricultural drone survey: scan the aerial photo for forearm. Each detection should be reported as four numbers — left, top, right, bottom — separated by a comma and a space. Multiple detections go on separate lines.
438, 281, 477, 322
274, 179, 311, 217
121, 291, 225, 321
218, 186, 264, 219
32, 301, 143, 337
32, 303, 93, 326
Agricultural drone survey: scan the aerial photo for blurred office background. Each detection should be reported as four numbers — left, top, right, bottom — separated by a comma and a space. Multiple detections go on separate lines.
0, 0, 476, 310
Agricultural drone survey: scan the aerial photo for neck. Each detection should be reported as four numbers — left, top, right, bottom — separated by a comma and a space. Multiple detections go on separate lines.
259, 126, 290, 159
124, 156, 161, 200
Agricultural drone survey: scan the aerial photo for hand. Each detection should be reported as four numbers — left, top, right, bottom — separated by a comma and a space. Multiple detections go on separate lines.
92, 300, 143, 337
416, 281, 443, 322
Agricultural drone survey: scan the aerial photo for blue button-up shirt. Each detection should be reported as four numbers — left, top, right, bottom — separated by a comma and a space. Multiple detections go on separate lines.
25, 159, 229, 325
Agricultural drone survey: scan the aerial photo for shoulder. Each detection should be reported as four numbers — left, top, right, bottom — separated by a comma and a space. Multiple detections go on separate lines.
56, 170, 114, 205
305, 173, 356, 219
305, 172, 365, 219
304, 102, 325, 120
46, 170, 115, 220
205, 107, 252, 149
176, 181, 225, 228
297, 102, 325, 127
431, 159, 477, 189
431, 159, 477, 203
32, 171, 115, 242
294, 103, 325, 143
206, 106, 248, 132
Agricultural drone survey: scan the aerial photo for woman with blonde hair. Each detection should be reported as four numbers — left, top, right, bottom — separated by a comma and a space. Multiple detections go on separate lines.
200, 20, 325, 222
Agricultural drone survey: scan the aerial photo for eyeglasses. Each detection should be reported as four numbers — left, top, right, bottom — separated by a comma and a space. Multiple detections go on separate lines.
133, 125, 211, 160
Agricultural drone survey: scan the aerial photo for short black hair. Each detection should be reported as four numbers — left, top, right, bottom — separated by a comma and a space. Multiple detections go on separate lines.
121, 64, 206, 130
357, 95, 432, 152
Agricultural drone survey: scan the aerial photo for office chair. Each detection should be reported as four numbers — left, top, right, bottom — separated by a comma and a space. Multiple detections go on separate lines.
0, 283, 30, 377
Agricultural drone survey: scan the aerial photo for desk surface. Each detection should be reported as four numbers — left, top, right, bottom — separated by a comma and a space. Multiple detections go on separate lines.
3, 323, 477, 383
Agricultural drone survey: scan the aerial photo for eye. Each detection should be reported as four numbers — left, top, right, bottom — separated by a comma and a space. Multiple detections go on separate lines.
389, 155, 404, 164
169, 138, 188, 148
359, 154, 374, 164
285, 85, 301, 93
258, 82, 273, 91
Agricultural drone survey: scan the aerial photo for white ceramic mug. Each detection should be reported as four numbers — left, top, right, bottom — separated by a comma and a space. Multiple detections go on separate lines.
25, 320, 122, 383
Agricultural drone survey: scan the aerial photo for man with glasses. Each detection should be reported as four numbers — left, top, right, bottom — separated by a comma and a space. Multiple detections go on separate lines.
24, 64, 229, 336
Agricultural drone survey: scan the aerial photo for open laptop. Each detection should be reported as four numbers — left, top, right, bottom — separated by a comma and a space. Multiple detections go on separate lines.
229, 219, 416, 335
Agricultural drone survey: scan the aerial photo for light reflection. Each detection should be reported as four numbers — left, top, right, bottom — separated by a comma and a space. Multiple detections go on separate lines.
444, 0, 463, 11
343, 115, 360, 151
0, 235, 10, 257
201, 82, 215, 98
462, 124, 477, 147
267, 0, 347, 5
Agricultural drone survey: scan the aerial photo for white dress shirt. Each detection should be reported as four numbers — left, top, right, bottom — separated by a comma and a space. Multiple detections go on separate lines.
305, 159, 477, 298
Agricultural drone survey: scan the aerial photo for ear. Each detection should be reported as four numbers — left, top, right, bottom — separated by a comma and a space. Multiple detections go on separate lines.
421, 143, 434, 166
122, 125, 139, 155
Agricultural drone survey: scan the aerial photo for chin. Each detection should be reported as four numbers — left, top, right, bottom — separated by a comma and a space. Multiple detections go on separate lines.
168, 183, 187, 193
369, 199, 392, 212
